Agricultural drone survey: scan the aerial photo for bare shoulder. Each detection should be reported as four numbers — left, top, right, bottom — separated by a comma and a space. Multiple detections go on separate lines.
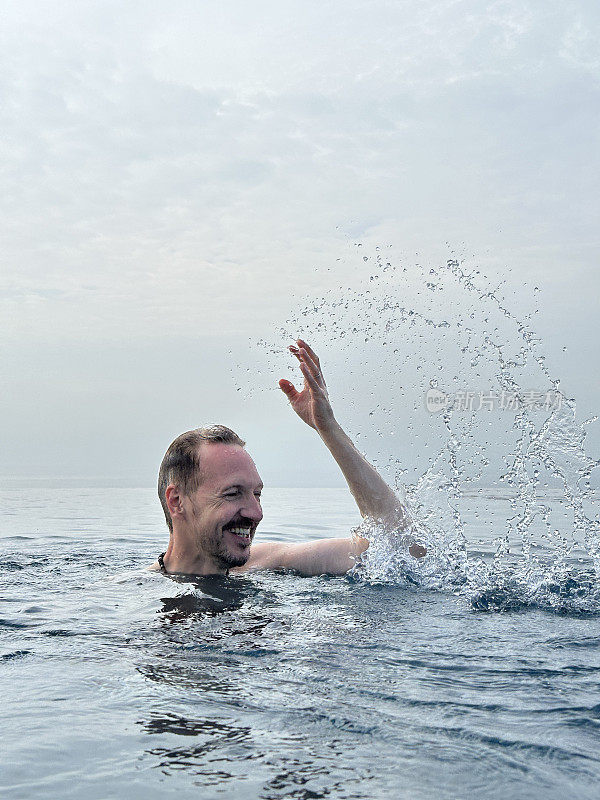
235, 541, 290, 572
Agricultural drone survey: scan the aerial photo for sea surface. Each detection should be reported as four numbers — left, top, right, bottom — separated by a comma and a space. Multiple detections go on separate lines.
2, 486, 599, 800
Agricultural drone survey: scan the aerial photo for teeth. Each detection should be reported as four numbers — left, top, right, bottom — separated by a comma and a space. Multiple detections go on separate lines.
229, 527, 251, 537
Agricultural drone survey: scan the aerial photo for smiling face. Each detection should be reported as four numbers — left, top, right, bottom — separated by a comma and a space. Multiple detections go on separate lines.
184, 442, 264, 571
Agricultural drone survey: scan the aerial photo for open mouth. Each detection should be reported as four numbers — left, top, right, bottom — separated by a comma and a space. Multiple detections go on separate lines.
224, 525, 253, 544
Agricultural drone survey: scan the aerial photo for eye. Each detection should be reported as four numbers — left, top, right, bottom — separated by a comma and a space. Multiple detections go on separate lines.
254, 492, 262, 500
224, 490, 240, 498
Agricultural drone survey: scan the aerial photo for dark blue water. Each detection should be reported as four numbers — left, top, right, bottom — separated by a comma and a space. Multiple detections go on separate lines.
2, 487, 599, 799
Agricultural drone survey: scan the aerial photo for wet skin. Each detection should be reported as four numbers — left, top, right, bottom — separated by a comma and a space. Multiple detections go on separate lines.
163, 443, 263, 574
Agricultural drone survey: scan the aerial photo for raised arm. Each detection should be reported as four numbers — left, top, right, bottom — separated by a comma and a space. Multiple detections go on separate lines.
242, 340, 425, 577
277, 340, 426, 566
279, 341, 407, 525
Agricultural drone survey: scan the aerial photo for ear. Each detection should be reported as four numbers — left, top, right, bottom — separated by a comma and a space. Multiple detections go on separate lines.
166, 484, 185, 524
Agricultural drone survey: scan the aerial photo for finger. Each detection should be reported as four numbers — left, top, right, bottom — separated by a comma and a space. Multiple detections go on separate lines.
278, 379, 300, 402
289, 345, 314, 387
299, 361, 322, 394
289, 345, 302, 363
297, 341, 326, 388
296, 339, 320, 368
299, 348, 325, 389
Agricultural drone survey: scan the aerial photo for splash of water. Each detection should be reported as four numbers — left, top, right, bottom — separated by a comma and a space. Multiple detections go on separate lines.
254, 249, 600, 613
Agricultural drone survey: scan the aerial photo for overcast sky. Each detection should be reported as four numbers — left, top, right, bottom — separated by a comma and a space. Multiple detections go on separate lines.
1, 0, 599, 489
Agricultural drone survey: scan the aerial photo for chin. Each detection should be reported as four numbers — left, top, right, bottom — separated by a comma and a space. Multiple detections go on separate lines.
217, 549, 250, 570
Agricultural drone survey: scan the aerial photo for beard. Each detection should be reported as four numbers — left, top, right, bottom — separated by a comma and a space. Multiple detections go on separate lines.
189, 499, 253, 572
202, 528, 251, 571
213, 540, 250, 570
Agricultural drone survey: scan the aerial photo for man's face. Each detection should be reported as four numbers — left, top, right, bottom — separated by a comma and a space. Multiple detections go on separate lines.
184, 443, 263, 571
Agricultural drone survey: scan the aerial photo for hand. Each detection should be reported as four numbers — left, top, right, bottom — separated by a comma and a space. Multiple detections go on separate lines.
279, 340, 336, 433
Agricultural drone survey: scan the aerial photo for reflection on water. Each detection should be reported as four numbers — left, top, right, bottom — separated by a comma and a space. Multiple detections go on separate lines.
134, 574, 379, 794
142, 711, 254, 779
127, 568, 600, 798
158, 574, 254, 620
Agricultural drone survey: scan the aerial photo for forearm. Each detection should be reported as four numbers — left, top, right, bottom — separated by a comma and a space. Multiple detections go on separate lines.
318, 419, 408, 527
245, 538, 369, 577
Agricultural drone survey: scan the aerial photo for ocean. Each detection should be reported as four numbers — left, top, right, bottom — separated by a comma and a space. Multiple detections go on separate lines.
2, 486, 599, 799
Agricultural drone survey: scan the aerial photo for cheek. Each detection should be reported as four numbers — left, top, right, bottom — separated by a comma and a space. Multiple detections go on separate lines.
218, 502, 238, 523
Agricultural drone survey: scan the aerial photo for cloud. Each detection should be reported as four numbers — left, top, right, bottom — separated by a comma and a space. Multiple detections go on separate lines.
0, 0, 598, 481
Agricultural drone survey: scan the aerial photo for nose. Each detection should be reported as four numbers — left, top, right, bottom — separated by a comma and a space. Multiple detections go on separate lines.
242, 494, 263, 523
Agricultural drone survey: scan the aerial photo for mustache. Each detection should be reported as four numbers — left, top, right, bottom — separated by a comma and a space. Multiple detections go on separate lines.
222, 518, 255, 530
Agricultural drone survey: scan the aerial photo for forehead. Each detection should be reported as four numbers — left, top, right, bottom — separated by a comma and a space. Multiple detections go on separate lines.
197, 443, 262, 489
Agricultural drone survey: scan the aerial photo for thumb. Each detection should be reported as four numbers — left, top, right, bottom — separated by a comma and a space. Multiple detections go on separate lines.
279, 379, 299, 402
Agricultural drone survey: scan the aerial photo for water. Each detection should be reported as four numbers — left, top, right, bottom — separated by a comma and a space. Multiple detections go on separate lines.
4, 251, 600, 797
255, 251, 600, 612
2, 487, 600, 799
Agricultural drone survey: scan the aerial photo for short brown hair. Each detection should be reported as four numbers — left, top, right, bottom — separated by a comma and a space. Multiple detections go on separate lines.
158, 425, 246, 532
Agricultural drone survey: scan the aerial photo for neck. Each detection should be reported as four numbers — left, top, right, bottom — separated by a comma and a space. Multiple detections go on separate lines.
162, 535, 228, 576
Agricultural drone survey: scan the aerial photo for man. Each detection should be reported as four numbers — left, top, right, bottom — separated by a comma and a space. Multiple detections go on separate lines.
152, 340, 425, 577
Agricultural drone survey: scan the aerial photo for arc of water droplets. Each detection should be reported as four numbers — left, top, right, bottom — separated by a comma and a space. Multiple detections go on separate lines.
245, 250, 600, 611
